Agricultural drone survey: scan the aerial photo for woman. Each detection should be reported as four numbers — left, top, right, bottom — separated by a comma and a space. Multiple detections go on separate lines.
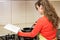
18, 0, 59, 40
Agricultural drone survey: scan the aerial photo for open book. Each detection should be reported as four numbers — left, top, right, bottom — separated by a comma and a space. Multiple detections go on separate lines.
4, 24, 20, 34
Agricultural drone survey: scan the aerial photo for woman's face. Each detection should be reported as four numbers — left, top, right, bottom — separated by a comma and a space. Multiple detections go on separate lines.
37, 5, 44, 14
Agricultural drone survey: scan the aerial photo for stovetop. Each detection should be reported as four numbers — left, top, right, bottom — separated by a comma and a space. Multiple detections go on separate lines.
0, 34, 39, 40
0, 27, 38, 40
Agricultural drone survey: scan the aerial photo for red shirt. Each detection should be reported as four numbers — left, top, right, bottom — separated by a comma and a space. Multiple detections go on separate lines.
18, 16, 57, 39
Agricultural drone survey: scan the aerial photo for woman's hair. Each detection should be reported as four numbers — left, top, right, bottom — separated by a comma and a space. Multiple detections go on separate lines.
35, 0, 59, 28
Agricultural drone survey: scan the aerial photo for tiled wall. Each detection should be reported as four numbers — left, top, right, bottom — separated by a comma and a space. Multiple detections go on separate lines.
0, 23, 33, 35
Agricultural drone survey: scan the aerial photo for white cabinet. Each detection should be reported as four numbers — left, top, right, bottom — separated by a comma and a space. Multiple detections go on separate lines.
0, 1, 11, 25
11, 1, 37, 24
0, 1, 43, 25
12, 1, 26, 24
25, 1, 35, 23
51, 1, 60, 17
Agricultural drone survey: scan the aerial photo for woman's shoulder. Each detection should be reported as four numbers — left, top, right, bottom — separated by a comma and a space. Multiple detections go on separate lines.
37, 16, 47, 21
37, 16, 49, 24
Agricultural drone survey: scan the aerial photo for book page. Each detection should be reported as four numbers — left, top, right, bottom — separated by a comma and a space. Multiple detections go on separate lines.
4, 24, 20, 34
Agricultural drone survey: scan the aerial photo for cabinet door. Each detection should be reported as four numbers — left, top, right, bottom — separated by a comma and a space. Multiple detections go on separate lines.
12, 1, 26, 24
0, 1, 11, 25
26, 1, 40, 23
26, 1, 35, 23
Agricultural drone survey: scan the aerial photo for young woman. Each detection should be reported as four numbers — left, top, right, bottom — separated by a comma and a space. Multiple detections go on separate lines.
18, 0, 59, 40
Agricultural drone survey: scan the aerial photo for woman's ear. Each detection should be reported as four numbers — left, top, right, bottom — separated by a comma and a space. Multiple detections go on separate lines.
40, 5, 43, 9
38, 5, 44, 14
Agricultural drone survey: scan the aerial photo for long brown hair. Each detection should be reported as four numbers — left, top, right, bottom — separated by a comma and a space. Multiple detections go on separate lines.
35, 0, 59, 28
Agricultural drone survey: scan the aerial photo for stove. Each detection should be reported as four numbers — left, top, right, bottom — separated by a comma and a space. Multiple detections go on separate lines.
0, 27, 39, 40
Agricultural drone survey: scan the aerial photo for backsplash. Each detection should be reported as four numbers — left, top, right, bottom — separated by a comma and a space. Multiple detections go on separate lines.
0, 23, 34, 35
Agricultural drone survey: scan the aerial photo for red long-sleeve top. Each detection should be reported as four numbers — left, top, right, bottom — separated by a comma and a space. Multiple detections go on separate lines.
18, 16, 57, 40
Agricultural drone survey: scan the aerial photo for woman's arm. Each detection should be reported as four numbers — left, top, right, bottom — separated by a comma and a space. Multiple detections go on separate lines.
18, 18, 43, 38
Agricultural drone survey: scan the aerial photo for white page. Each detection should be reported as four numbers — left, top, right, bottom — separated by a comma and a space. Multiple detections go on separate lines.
4, 24, 20, 34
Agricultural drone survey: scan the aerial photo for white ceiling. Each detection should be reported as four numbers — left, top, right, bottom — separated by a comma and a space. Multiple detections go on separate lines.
11, 0, 60, 1
49, 0, 60, 1
0, 0, 60, 1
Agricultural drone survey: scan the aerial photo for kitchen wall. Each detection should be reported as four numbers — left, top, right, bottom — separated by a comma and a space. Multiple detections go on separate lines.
0, 0, 60, 35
